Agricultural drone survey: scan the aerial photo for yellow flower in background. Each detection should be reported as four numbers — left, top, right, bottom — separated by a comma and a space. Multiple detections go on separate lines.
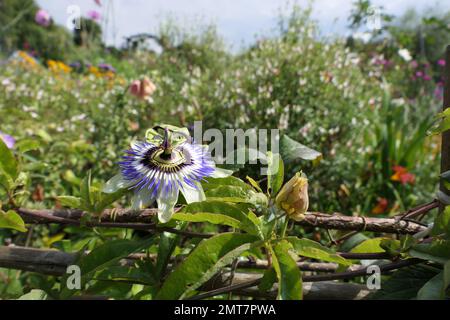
47, 60, 72, 74
88, 66, 102, 77
17, 51, 37, 68
275, 172, 309, 221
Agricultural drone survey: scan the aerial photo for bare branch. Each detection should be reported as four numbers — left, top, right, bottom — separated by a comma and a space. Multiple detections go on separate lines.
17, 204, 430, 236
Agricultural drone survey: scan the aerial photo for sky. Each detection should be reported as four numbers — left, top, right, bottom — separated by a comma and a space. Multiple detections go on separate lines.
36, 0, 447, 51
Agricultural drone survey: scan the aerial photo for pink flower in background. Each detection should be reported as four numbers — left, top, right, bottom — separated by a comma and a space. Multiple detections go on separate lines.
35, 9, 51, 27
87, 10, 101, 21
94, 0, 102, 6
0, 131, 15, 149
129, 77, 156, 100
438, 59, 446, 67
415, 71, 423, 78
423, 74, 432, 81
410, 60, 418, 68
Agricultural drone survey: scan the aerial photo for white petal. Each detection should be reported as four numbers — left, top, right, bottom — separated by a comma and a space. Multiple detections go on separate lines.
157, 186, 179, 223
180, 182, 205, 204
103, 173, 133, 193
131, 188, 156, 210
211, 167, 233, 178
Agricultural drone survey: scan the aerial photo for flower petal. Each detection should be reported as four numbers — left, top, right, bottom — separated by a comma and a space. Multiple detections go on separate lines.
157, 186, 179, 223
180, 182, 205, 204
103, 173, 133, 193
131, 188, 156, 210
211, 167, 233, 178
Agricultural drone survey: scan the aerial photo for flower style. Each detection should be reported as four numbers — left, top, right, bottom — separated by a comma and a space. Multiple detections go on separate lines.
35, 9, 51, 27
103, 125, 231, 223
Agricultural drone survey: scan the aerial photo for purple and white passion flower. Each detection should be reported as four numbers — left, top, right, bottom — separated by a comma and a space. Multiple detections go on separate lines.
103, 126, 231, 223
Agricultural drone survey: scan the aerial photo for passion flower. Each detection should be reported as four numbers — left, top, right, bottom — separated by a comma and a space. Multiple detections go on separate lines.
103, 125, 231, 223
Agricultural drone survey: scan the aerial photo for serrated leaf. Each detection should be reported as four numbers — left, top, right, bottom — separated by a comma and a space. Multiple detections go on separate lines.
286, 237, 352, 266
156, 233, 259, 299
0, 210, 27, 232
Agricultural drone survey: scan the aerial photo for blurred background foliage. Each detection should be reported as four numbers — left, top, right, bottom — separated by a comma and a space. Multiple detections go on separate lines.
0, 2, 448, 294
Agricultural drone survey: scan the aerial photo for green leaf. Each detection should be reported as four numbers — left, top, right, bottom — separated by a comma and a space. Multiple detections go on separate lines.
270, 240, 302, 300
155, 231, 180, 281
0, 210, 27, 232
443, 260, 450, 298
57, 196, 82, 209
246, 176, 263, 193
15, 139, 41, 153
173, 212, 241, 229
181, 201, 262, 236
0, 139, 18, 179
258, 267, 277, 293
203, 176, 253, 192
156, 233, 259, 299
94, 189, 128, 213
432, 206, 450, 238
280, 135, 322, 162
204, 185, 267, 206
18, 289, 48, 300
94, 266, 155, 286
369, 265, 440, 299
417, 272, 444, 300
287, 237, 352, 266
80, 171, 93, 210
410, 240, 450, 264
267, 152, 284, 196
351, 237, 388, 254
60, 237, 155, 298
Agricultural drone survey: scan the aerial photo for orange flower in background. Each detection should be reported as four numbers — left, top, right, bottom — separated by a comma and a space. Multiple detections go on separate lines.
129, 77, 156, 100
391, 165, 415, 185
372, 197, 388, 214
